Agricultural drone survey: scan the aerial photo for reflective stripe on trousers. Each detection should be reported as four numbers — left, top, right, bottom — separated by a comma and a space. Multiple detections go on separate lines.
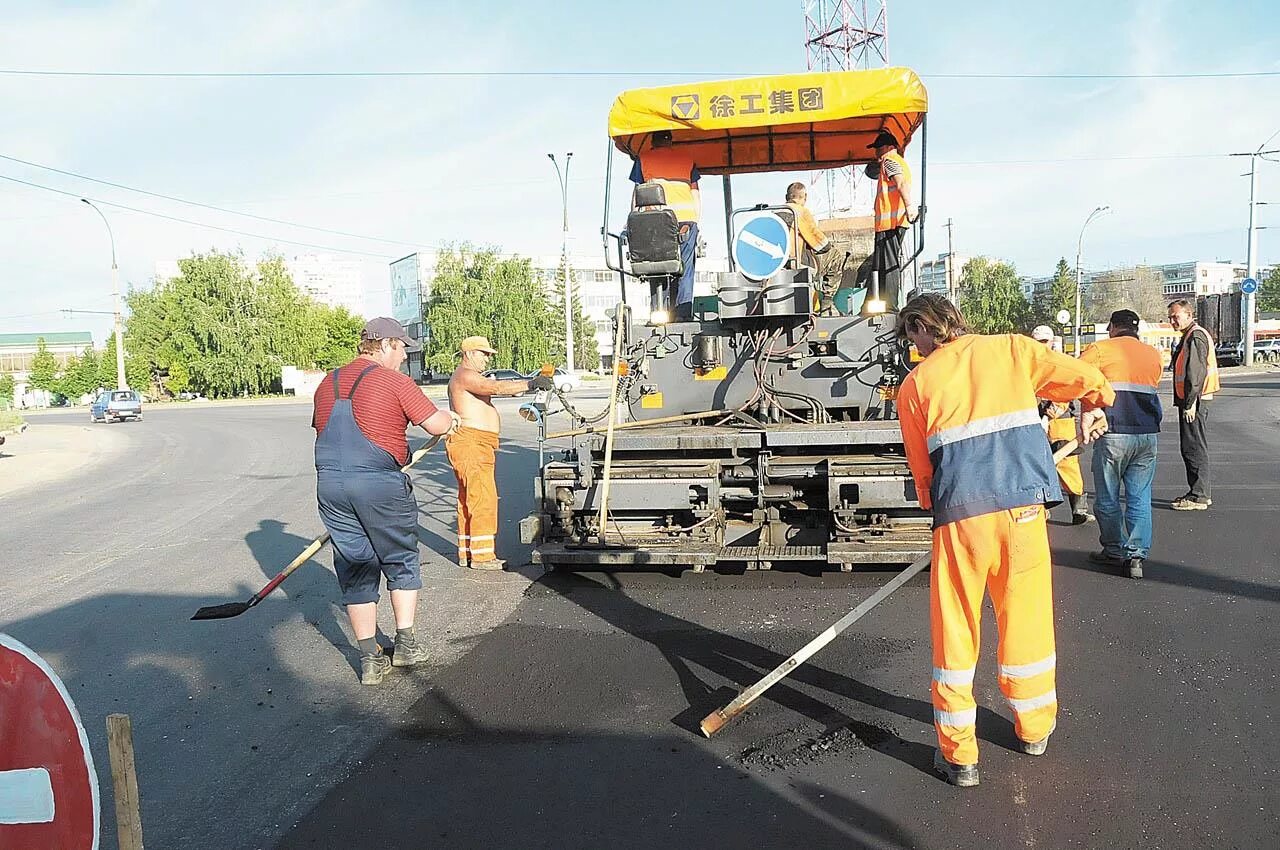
446, 427, 500, 564
930, 505, 1058, 766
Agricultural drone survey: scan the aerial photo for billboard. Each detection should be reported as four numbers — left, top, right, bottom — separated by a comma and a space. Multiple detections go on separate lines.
390, 254, 423, 327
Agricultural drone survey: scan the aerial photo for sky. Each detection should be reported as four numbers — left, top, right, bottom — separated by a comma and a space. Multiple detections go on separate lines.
1, 0, 1278, 343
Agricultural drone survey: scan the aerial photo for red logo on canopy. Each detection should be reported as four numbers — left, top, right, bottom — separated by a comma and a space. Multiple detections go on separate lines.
0, 633, 100, 849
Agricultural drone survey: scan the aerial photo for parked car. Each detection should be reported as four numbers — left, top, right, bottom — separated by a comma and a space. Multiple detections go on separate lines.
483, 369, 526, 382
525, 367, 578, 393
90, 389, 143, 423
1254, 338, 1280, 363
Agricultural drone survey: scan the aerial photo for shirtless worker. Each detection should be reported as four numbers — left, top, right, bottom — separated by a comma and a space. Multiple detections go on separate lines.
447, 336, 556, 570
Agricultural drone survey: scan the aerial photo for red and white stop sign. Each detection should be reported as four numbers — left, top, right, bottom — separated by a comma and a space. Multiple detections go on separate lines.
0, 633, 100, 849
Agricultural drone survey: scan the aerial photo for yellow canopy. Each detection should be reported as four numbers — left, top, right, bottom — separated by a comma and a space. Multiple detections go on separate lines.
608, 67, 927, 175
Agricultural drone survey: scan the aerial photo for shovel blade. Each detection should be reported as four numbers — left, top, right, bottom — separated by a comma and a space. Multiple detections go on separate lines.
190, 601, 253, 621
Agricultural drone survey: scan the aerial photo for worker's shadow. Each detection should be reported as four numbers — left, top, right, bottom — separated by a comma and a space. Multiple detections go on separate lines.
537, 571, 1019, 780
245, 519, 356, 663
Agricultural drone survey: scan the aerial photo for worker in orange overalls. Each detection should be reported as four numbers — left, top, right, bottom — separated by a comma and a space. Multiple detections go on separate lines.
896, 295, 1114, 787
447, 337, 555, 570
1031, 326, 1093, 525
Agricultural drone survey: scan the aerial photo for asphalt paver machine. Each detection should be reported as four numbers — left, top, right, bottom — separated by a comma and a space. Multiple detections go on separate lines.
522, 67, 933, 572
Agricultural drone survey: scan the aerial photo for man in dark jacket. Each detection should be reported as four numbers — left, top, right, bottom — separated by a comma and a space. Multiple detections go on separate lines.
1166, 299, 1220, 510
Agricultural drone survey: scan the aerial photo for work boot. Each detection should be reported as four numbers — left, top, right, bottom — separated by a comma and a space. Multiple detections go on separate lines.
1170, 495, 1210, 511
1088, 551, 1124, 567
1068, 494, 1094, 525
1020, 721, 1056, 757
392, 629, 428, 668
1125, 558, 1144, 580
932, 750, 980, 787
359, 650, 392, 685
469, 558, 506, 572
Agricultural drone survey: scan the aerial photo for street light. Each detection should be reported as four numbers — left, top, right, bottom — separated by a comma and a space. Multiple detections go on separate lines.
81, 199, 127, 389
1074, 205, 1110, 357
548, 152, 576, 374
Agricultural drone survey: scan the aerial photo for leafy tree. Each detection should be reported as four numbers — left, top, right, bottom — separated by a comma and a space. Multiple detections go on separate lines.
1031, 258, 1078, 327
957, 257, 1032, 334
29, 338, 58, 392
121, 250, 361, 398
98, 333, 150, 392
559, 269, 601, 371
1259, 266, 1280, 313
0, 373, 14, 408
54, 349, 101, 401
1086, 266, 1165, 323
424, 245, 560, 374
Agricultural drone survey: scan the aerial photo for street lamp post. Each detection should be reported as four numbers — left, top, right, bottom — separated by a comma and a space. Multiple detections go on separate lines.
81, 199, 127, 389
1235, 136, 1280, 367
1074, 205, 1110, 357
548, 152, 576, 374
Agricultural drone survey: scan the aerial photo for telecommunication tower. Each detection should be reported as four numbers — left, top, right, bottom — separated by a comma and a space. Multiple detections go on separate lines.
804, 1, 889, 215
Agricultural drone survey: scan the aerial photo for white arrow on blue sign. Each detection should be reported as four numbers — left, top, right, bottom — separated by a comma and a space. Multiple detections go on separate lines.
732, 212, 790, 282
1241, 277, 1258, 294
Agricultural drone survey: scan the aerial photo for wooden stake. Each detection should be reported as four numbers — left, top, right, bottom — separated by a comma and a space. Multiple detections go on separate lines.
106, 713, 144, 850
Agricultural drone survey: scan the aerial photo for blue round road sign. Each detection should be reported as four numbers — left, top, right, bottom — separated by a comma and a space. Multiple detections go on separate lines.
1241, 277, 1258, 294
732, 213, 790, 281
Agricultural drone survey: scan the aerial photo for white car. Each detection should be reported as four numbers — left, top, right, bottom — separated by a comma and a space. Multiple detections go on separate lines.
527, 368, 577, 393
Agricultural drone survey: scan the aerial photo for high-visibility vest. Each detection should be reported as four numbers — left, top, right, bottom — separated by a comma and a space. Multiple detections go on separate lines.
1045, 407, 1076, 443
1173, 325, 1220, 402
638, 148, 700, 223
1080, 335, 1164, 433
896, 334, 1114, 527
874, 151, 912, 232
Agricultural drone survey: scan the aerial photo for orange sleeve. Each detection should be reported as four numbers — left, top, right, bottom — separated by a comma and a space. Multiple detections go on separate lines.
896, 376, 933, 510
1077, 344, 1106, 412
1016, 335, 1115, 410
797, 205, 829, 250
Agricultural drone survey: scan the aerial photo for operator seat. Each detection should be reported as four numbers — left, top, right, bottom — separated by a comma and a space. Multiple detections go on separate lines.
626, 183, 682, 277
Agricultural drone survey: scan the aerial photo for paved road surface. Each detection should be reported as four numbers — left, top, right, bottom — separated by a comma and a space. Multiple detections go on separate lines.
2, 375, 1275, 848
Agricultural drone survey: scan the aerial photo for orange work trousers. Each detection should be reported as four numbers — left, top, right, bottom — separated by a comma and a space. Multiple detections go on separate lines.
445, 427, 500, 565
930, 505, 1058, 766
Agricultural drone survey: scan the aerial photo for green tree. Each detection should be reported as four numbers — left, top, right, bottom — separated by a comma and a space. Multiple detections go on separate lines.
957, 257, 1032, 334
1031, 258, 1077, 327
558, 269, 601, 372
1085, 266, 1165, 323
53, 350, 101, 402
0, 373, 14, 408
424, 245, 560, 374
29, 338, 58, 392
98, 333, 150, 392
121, 250, 359, 398
1259, 266, 1280, 313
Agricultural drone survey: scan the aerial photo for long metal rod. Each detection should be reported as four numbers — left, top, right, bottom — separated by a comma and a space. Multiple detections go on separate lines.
701, 551, 930, 737
595, 309, 630, 535
723, 174, 735, 272
700, 434, 1088, 737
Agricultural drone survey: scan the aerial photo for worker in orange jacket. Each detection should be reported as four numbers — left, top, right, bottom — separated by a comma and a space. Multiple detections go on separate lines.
1031, 326, 1093, 524
896, 295, 1114, 787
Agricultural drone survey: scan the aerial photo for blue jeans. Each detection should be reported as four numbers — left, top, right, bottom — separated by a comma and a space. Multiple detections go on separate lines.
1090, 433, 1158, 560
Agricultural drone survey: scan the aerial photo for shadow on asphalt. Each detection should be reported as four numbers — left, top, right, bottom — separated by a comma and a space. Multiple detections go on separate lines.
2, 588, 351, 849
277, 688, 923, 850
1058, 550, 1280, 604
531, 571, 1017, 779
244, 519, 358, 667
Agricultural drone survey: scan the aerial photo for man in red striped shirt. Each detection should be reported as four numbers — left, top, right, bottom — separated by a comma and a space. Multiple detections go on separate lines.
312, 317, 458, 685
